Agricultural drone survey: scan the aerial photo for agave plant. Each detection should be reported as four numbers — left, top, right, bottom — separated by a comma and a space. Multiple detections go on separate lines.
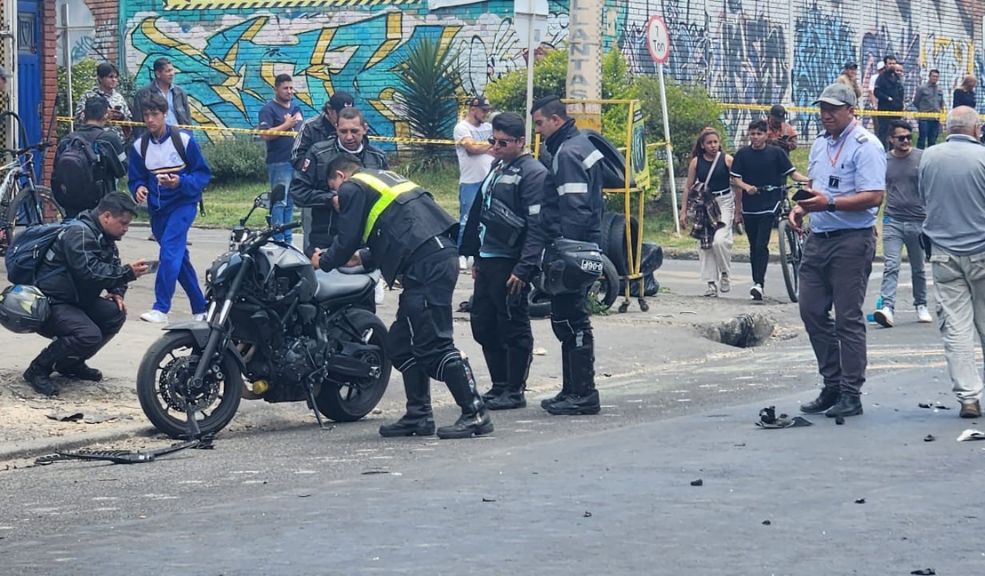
395, 35, 461, 171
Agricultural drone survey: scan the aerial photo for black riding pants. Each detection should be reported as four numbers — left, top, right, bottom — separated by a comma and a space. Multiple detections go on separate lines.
41, 299, 126, 364
388, 244, 463, 380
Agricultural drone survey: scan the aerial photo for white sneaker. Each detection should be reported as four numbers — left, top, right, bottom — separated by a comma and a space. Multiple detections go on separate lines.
750, 283, 763, 301
719, 273, 731, 293
192, 313, 207, 322
873, 306, 894, 328
140, 309, 169, 324
703, 282, 718, 297
374, 280, 385, 305
459, 256, 468, 271
916, 305, 933, 323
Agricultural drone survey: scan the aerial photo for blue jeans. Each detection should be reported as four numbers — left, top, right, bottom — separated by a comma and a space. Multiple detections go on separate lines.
267, 161, 295, 244
457, 181, 482, 248
880, 216, 927, 309
917, 119, 941, 149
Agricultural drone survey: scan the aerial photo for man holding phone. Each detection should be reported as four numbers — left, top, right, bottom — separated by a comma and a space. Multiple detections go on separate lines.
128, 91, 211, 325
22, 194, 151, 396
789, 83, 886, 419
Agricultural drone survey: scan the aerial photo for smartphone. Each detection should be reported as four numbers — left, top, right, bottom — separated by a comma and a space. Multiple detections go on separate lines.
792, 188, 814, 202
146, 260, 160, 274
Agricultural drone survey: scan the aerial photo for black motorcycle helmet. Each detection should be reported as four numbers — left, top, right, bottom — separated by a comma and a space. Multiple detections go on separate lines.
0, 285, 50, 334
541, 239, 604, 295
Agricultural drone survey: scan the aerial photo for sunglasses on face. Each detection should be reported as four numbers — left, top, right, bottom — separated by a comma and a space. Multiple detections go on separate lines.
894, 134, 912, 142
488, 137, 519, 148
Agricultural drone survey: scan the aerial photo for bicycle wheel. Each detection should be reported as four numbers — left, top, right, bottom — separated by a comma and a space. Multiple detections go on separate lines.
777, 219, 800, 303
4, 186, 63, 245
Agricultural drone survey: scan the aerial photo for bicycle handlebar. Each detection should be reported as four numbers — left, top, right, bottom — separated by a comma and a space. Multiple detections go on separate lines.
3, 142, 52, 157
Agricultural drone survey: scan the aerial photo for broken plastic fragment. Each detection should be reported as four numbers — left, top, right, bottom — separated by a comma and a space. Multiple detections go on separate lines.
957, 429, 985, 442
690, 479, 703, 487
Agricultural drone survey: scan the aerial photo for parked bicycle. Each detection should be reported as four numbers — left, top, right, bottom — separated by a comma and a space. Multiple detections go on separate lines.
758, 183, 809, 303
0, 111, 62, 256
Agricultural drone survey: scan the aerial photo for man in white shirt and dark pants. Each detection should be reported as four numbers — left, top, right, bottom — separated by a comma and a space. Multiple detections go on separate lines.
453, 97, 494, 269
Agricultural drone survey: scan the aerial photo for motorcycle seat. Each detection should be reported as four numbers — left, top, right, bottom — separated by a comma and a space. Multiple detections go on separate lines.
314, 269, 377, 301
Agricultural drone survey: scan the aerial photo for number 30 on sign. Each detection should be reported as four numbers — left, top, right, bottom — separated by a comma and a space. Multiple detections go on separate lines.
646, 16, 671, 64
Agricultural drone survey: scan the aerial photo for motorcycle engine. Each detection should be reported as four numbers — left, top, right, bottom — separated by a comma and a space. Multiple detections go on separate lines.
262, 335, 328, 402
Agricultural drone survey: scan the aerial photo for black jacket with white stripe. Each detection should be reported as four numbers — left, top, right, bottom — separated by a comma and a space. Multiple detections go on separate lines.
460, 153, 550, 282
540, 119, 604, 245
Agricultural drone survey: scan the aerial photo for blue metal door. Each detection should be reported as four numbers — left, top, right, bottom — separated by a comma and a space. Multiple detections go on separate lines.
16, 0, 42, 152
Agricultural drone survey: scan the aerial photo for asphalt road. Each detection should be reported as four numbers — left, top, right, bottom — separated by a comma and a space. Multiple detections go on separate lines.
2, 227, 977, 574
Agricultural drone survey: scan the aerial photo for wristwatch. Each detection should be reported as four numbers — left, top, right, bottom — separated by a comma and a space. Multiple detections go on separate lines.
827, 197, 837, 212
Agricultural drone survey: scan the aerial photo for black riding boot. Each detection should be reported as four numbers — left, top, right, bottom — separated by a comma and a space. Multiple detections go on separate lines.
541, 342, 574, 409
379, 366, 435, 437
480, 346, 508, 402
436, 357, 494, 439
800, 386, 841, 414
23, 340, 69, 397
545, 342, 600, 416
488, 347, 530, 410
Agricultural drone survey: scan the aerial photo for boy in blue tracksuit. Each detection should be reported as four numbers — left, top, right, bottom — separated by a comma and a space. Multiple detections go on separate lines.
128, 91, 211, 323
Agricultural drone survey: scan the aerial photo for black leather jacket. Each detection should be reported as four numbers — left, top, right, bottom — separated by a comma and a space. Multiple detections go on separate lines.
541, 119, 604, 244
460, 153, 549, 282
291, 137, 388, 256
291, 114, 337, 170
318, 170, 457, 285
36, 210, 135, 306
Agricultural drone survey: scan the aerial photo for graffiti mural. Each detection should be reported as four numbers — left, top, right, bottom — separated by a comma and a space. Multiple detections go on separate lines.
124, 1, 569, 143
792, 9, 857, 135
120, 0, 984, 145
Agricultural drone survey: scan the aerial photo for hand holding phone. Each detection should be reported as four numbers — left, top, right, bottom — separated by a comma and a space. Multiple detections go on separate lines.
146, 260, 160, 274
792, 187, 814, 202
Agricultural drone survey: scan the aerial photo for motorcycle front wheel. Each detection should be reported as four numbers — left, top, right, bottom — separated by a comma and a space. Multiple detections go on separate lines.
316, 308, 391, 422
137, 331, 243, 438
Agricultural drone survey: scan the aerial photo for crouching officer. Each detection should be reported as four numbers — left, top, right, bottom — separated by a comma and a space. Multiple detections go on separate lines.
460, 112, 547, 409
22, 193, 151, 396
531, 95, 605, 416
310, 155, 493, 439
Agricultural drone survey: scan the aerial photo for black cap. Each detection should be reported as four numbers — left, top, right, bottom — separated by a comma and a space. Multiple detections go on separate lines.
843, 61, 858, 70
769, 104, 786, 118
326, 91, 354, 113
469, 96, 491, 109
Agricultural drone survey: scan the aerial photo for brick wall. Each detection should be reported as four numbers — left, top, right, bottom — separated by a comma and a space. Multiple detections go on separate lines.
41, 0, 57, 183
84, 0, 118, 63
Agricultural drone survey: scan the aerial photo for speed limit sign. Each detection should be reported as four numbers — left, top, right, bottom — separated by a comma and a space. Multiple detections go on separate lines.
646, 16, 671, 64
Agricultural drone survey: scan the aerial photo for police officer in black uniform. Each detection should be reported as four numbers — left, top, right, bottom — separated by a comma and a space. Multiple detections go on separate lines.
460, 112, 548, 410
531, 95, 605, 416
310, 155, 493, 439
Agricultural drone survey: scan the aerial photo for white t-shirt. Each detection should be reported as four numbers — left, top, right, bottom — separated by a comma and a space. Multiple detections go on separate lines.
454, 119, 493, 184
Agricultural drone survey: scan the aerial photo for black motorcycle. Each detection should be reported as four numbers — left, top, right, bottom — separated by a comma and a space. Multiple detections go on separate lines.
136, 187, 391, 438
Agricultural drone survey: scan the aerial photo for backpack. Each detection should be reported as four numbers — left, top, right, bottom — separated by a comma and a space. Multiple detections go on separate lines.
52, 135, 103, 211
5, 221, 79, 286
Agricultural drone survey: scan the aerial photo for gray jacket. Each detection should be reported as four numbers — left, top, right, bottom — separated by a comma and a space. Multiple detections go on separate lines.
131, 82, 192, 139
912, 82, 943, 113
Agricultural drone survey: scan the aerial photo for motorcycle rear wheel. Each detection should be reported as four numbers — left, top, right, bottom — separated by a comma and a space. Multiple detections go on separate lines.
316, 308, 392, 422
137, 331, 243, 438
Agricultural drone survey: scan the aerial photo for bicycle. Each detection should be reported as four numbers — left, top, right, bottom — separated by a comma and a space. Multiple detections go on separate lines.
0, 112, 63, 256
758, 183, 808, 303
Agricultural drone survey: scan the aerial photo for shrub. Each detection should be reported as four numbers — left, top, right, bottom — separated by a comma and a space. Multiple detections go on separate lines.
395, 35, 461, 170
629, 77, 724, 175
485, 48, 568, 113
200, 136, 267, 185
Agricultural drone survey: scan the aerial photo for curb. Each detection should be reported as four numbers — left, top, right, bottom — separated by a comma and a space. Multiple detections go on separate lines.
0, 422, 155, 463
664, 247, 891, 264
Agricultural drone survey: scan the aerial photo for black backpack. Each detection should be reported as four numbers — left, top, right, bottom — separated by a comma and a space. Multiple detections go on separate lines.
52, 135, 103, 211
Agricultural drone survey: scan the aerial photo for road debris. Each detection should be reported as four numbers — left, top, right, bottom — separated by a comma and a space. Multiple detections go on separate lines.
956, 429, 985, 442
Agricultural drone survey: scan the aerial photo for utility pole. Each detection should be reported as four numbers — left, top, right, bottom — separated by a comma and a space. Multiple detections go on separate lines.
564, 0, 602, 128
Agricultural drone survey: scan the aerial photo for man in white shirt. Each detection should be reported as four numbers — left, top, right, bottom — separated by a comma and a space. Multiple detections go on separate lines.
453, 97, 494, 269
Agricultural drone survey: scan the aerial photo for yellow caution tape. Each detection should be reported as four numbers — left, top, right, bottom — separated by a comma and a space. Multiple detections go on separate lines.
718, 102, 973, 121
